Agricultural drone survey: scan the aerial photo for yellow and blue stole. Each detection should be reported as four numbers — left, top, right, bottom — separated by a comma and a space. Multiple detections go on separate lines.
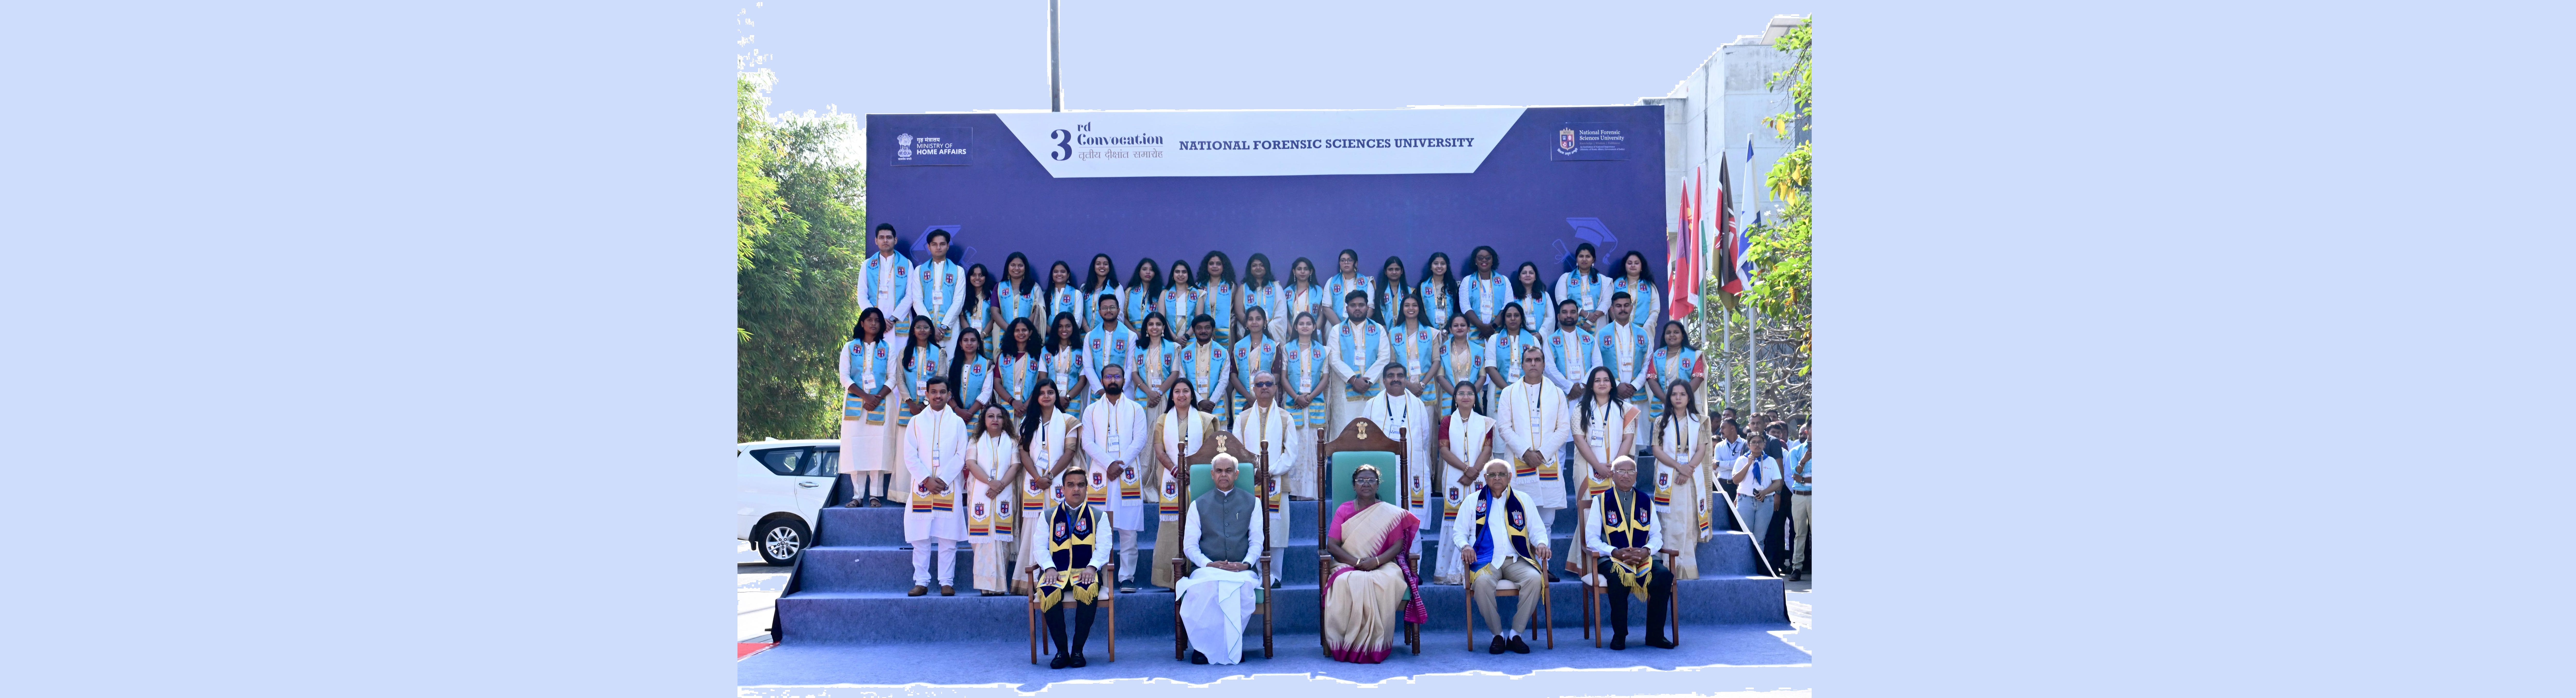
1039, 502, 1102, 609
1599, 488, 1653, 598
1467, 487, 1534, 585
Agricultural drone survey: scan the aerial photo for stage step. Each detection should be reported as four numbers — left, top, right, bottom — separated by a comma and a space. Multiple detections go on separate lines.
774, 575, 1785, 644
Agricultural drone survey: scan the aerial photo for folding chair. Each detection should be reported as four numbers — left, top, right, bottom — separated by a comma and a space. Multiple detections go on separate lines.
1025, 560, 1117, 663
1170, 432, 1273, 660
1582, 549, 1680, 647
1314, 417, 1423, 656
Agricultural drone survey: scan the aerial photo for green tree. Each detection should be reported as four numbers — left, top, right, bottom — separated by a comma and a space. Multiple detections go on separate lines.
738, 70, 867, 441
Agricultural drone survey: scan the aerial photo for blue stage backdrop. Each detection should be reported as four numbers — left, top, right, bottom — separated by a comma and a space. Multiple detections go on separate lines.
865, 106, 1665, 286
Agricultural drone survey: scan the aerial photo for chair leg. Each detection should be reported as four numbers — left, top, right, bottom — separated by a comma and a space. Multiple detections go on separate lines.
1106, 599, 1118, 662
1542, 588, 1555, 649
1174, 598, 1186, 660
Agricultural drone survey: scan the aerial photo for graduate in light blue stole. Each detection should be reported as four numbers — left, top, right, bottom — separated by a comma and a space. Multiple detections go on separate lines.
913, 229, 965, 342
1280, 310, 1331, 435
996, 253, 1042, 332
1044, 260, 1087, 334
1388, 294, 1441, 415
892, 313, 946, 497
1433, 313, 1487, 421
1240, 254, 1286, 343
857, 224, 912, 336
1179, 313, 1231, 426
1078, 254, 1121, 333
1326, 290, 1391, 439
1417, 251, 1459, 334
1482, 302, 1543, 396
1597, 292, 1655, 418
1228, 306, 1278, 421
1081, 294, 1137, 407
994, 318, 1042, 417
1199, 251, 1242, 345
1041, 312, 1089, 419
1553, 242, 1609, 331
947, 327, 996, 419
1541, 299, 1602, 394
1321, 249, 1374, 326
838, 308, 898, 507
1122, 257, 1162, 336
1157, 261, 1203, 340
1460, 245, 1510, 335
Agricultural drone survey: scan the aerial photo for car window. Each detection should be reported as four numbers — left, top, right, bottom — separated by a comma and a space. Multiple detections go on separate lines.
804, 449, 839, 477
752, 447, 807, 476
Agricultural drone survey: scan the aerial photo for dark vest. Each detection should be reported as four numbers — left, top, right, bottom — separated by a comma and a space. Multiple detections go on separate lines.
1193, 487, 1258, 563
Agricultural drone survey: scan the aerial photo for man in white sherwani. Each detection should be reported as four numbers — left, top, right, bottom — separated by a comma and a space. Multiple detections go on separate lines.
1082, 363, 1152, 592
903, 377, 969, 596
1360, 363, 1436, 527
1172, 454, 1267, 665
1231, 370, 1301, 586
1325, 290, 1391, 441
912, 228, 966, 343
1494, 345, 1570, 580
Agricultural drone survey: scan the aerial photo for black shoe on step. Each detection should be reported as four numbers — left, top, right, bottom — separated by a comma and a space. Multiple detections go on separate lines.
1508, 636, 1531, 654
1070, 653, 1088, 668
1050, 653, 1070, 669
1190, 650, 1208, 664
1609, 634, 1627, 650
1647, 636, 1676, 649
1488, 635, 1506, 655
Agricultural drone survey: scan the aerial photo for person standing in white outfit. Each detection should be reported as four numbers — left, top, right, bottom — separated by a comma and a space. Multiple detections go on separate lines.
1360, 363, 1435, 526
1081, 363, 1151, 592
902, 377, 969, 596
1730, 429, 1786, 569
1231, 370, 1300, 585
1647, 381, 1715, 578
1553, 243, 1609, 330
838, 308, 897, 507
1493, 345, 1570, 579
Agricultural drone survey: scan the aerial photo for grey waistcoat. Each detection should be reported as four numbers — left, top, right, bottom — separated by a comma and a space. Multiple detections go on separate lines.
1194, 487, 1257, 563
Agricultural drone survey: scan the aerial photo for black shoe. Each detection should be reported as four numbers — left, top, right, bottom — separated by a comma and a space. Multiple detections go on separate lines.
907, 585, 928, 597
1268, 578, 1281, 589
1508, 636, 1531, 654
841, 498, 863, 508
1050, 653, 1070, 669
1646, 636, 1676, 649
1609, 634, 1627, 650
1189, 650, 1208, 664
1488, 636, 1506, 654
1070, 653, 1088, 668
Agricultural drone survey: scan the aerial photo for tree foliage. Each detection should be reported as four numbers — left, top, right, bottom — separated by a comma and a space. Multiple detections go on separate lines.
738, 70, 867, 441
1697, 16, 1814, 420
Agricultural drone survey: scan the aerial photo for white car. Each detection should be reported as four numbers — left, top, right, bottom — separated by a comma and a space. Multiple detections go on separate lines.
737, 438, 839, 565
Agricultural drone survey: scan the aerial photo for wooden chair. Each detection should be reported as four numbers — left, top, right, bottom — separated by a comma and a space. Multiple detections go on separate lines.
1459, 524, 1555, 651
1025, 558, 1117, 663
1314, 417, 1423, 656
1581, 548, 1680, 647
1169, 432, 1273, 660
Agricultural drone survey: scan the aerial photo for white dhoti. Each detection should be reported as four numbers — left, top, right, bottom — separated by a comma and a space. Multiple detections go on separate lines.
1172, 567, 1261, 664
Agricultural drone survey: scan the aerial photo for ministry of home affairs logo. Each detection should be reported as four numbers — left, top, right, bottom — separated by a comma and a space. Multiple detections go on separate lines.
1557, 127, 1577, 155
895, 132, 914, 159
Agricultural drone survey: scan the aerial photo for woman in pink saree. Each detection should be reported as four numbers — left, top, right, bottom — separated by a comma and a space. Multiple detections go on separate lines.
1321, 464, 1429, 663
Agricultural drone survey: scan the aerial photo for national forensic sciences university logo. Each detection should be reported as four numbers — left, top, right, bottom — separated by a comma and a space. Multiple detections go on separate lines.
1557, 126, 1577, 155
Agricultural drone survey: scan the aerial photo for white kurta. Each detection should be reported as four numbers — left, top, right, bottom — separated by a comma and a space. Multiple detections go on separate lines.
1082, 395, 1151, 532
1230, 400, 1301, 551
903, 406, 969, 542
1174, 491, 1266, 664
1495, 379, 1572, 509
1325, 320, 1392, 440
838, 339, 895, 475
967, 432, 1020, 591
1653, 414, 1714, 578
1361, 390, 1435, 525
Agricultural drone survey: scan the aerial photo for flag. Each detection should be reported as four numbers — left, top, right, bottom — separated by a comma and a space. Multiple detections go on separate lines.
1668, 168, 1701, 320
1714, 155, 1743, 297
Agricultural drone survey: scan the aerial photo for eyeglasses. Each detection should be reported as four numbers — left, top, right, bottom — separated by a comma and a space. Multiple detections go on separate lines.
1254, 381, 1275, 387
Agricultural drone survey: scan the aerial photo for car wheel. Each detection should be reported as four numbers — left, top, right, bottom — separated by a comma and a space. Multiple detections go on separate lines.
756, 518, 809, 566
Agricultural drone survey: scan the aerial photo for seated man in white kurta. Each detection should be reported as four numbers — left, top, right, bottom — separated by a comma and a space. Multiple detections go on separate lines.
903, 376, 970, 596
1173, 453, 1267, 665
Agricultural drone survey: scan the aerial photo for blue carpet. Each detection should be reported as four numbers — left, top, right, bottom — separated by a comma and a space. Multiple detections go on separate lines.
737, 622, 1807, 689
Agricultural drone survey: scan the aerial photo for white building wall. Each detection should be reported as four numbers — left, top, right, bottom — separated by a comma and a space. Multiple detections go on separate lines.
1647, 15, 1804, 281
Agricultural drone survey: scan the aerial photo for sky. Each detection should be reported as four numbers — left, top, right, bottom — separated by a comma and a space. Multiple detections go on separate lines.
737, 1, 1803, 118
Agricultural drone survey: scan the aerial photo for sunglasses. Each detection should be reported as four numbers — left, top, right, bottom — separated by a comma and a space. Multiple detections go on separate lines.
1254, 380, 1275, 387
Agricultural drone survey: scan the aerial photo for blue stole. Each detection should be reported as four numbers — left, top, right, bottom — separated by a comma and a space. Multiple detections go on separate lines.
1392, 324, 1436, 378
1084, 326, 1135, 377
1548, 329, 1597, 382
1285, 339, 1326, 394
1468, 487, 1534, 580
996, 353, 1037, 409
1232, 336, 1276, 387
1466, 274, 1507, 321
1418, 282, 1453, 329
863, 254, 910, 308
1336, 321, 1385, 400
1181, 340, 1223, 394
844, 339, 891, 423
1203, 281, 1234, 332
999, 283, 1037, 324
957, 355, 992, 407
916, 260, 960, 329
1489, 330, 1539, 382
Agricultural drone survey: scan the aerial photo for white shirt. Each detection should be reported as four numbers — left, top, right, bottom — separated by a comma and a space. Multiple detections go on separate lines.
914, 259, 965, 336
1081, 395, 1150, 473
1361, 390, 1435, 510
1553, 271, 1608, 319
1601, 317, 1651, 391
858, 252, 912, 317
1732, 453, 1784, 500
1181, 487, 1268, 567
1231, 400, 1301, 476
1450, 486, 1550, 563
1582, 489, 1663, 557
1178, 339, 1232, 406
1325, 320, 1392, 387
1495, 378, 1571, 508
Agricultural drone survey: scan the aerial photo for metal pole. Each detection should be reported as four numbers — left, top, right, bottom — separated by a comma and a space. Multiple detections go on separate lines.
1047, 0, 1062, 112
